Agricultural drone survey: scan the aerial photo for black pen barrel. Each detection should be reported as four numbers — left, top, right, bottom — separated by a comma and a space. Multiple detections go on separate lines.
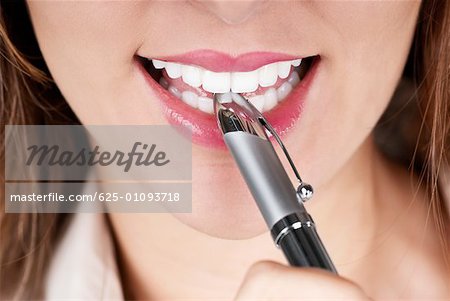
271, 212, 337, 273
214, 93, 337, 274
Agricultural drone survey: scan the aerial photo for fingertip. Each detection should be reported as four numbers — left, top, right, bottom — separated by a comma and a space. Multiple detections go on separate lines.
246, 260, 286, 276
236, 261, 285, 299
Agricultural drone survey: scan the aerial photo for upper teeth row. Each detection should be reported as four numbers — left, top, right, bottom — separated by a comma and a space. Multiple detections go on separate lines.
151, 59, 301, 93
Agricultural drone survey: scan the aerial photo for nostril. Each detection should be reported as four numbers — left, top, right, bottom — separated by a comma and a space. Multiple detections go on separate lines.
189, 0, 269, 25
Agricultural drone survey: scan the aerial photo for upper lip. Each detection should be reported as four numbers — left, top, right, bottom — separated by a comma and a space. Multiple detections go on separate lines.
148, 49, 302, 72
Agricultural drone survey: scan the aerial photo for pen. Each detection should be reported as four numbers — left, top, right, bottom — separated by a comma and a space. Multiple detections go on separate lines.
214, 92, 337, 273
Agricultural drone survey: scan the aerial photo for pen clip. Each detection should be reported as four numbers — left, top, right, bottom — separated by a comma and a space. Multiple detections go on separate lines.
257, 116, 314, 202
214, 92, 314, 202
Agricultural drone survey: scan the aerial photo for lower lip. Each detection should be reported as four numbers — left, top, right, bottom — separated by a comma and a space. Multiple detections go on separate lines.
136, 58, 320, 148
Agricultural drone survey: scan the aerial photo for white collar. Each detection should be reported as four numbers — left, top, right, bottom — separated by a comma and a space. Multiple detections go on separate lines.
44, 213, 124, 300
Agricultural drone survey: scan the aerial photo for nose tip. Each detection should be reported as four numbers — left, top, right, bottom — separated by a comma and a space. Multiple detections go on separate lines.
191, 0, 268, 25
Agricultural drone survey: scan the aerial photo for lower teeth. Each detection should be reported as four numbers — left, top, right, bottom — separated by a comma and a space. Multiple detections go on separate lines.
162, 70, 301, 114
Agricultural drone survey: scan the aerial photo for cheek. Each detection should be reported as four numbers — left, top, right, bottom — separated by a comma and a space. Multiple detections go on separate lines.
288, 1, 420, 189
26, 1, 159, 125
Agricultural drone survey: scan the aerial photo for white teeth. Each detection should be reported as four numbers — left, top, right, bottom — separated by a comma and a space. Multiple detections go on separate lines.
152, 58, 303, 93
198, 96, 214, 114
278, 61, 291, 79
181, 91, 198, 108
217, 92, 232, 104
182, 65, 203, 88
154, 57, 305, 114
168, 86, 181, 98
291, 59, 302, 67
231, 71, 259, 93
248, 95, 265, 112
263, 88, 278, 111
287, 71, 300, 87
165, 62, 182, 79
166, 80, 294, 114
152, 59, 167, 69
277, 82, 292, 100
258, 62, 278, 87
180, 91, 215, 115
202, 71, 230, 93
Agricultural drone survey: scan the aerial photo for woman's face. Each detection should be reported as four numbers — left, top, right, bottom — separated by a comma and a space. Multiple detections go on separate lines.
27, 1, 420, 238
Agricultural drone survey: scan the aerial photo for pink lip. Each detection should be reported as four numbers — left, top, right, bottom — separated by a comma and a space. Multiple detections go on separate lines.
136, 55, 320, 149
154, 50, 300, 72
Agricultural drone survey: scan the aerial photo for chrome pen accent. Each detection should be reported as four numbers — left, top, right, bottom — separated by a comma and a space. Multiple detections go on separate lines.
214, 92, 336, 272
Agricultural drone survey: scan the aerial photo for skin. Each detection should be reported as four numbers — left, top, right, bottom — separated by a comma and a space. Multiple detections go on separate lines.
26, 0, 449, 299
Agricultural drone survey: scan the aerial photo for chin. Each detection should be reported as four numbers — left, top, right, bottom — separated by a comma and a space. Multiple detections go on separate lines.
172, 179, 269, 239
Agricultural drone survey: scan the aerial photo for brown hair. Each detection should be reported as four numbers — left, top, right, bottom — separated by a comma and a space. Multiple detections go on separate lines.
417, 0, 450, 255
0, 1, 79, 299
1, 0, 449, 299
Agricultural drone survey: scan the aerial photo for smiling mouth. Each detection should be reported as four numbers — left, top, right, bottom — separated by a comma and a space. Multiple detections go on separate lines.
135, 51, 319, 147
139, 55, 315, 114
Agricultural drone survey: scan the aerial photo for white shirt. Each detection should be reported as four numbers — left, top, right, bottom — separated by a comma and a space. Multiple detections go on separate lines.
44, 213, 124, 300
